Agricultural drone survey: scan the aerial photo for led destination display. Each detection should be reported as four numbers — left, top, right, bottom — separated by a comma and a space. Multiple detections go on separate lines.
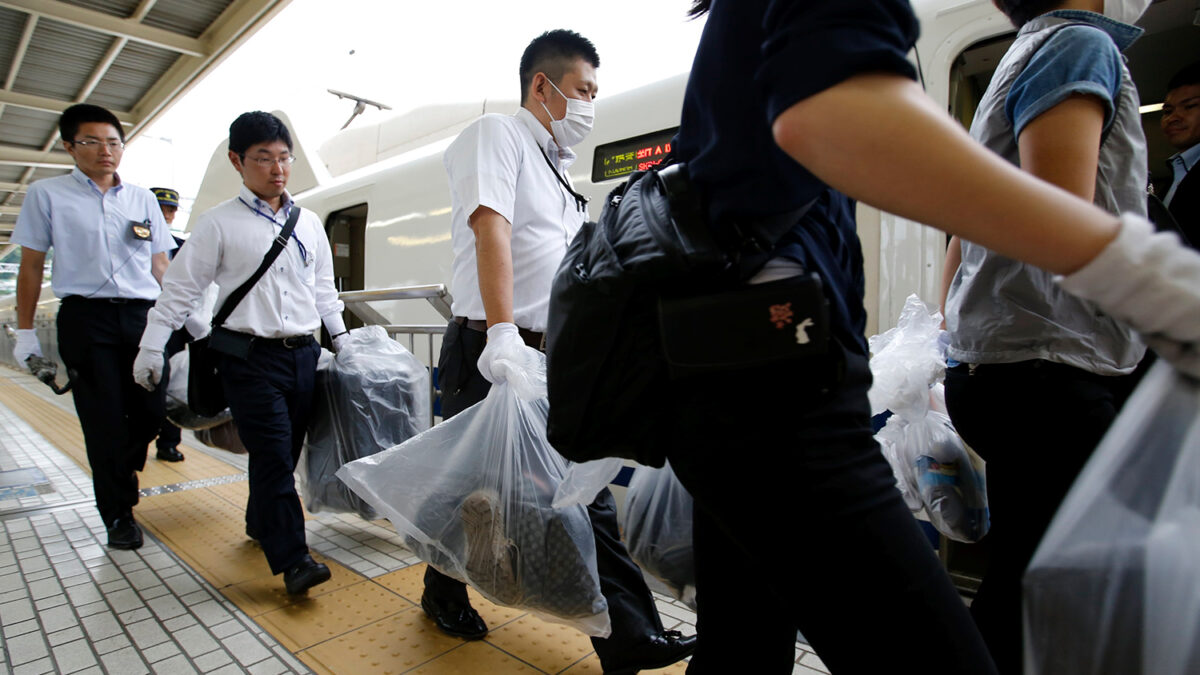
591, 127, 679, 183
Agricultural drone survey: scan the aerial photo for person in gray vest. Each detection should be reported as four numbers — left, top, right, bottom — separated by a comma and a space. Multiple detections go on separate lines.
940, 0, 1152, 670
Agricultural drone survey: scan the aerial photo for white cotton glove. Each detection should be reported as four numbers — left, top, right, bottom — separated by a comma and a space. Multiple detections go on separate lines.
332, 332, 350, 353
133, 347, 164, 391
477, 323, 525, 385
184, 314, 210, 341
13, 329, 42, 365
1057, 214, 1200, 378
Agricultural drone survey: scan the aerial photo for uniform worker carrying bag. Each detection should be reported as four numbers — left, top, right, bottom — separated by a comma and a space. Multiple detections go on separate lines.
545, 161, 828, 467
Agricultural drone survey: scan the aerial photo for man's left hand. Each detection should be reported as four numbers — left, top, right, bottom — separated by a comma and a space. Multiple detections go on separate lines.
133, 348, 165, 391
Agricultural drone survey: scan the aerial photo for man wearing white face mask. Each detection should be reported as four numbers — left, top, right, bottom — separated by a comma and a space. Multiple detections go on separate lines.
937, 0, 1154, 670
428, 29, 696, 672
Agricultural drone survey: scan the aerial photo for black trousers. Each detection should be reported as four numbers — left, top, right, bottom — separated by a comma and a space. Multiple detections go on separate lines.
56, 297, 165, 527
221, 338, 320, 574
946, 360, 1136, 674
424, 319, 664, 657
663, 343, 997, 674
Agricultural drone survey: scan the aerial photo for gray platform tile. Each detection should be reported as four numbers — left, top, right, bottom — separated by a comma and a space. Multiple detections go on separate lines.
38, 604, 78, 633
147, 594, 187, 621
793, 665, 829, 675
27, 576, 63, 600
115, 559, 150, 575
150, 654, 197, 675
106, 548, 140, 567
48, 625, 85, 647
90, 633, 132, 655
247, 656, 291, 675
54, 560, 87, 580
118, 607, 152, 625
87, 562, 122, 584
0, 587, 29, 603
209, 663, 249, 675
4, 617, 40, 638
12, 537, 39, 553
357, 563, 386, 578
139, 584, 171, 601
362, 550, 403, 569
163, 572, 203, 597
141, 641, 181, 664
210, 619, 246, 640
18, 555, 49, 574
81, 611, 122, 642
191, 646, 233, 670
162, 614, 197, 632
125, 568, 160, 591
75, 600, 110, 619
0, 550, 17, 567
273, 645, 309, 673
66, 583, 102, 607
42, 541, 72, 557
190, 599, 235, 628
51, 637, 98, 673
222, 629, 272, 667
105, 587, 144, 614
126, 617, 170, 649
76, 545, 107, 563
11, 656, 55, 675
140, 552, 175, 571
23, 567, 53, 582
799, 650, 830, 673
98, 579, 132, 595
63, 528, 92, 543
1, 597, 36, 624
7, 630, 50, 665
174, 624, 220, 658
180, 589, 213, 606
99, 645, 149, 675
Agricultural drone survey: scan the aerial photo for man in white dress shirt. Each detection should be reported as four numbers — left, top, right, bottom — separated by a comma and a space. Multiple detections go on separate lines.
427, 30, 696, 672
133, 112, 348, 595
11, 103, 176, 551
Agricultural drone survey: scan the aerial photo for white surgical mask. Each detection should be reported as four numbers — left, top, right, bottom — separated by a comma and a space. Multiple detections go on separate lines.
1103, 0, 1152, 24
540, 78, 594, 147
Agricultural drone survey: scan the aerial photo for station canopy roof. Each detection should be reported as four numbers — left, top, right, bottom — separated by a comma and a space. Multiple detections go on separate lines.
0, 0, 291, 243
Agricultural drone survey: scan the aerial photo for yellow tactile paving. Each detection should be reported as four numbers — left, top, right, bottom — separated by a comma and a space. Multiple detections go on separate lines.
486, 615, 597, 674
257, 579, 414, 651
409, 641, 544, 674
298, 609, 465, 674
224, 551, 363, 617
373, 563, 527, 634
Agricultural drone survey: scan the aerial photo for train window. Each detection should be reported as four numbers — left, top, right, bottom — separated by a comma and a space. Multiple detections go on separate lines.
326, 204, 368, 330
947, 32, 1017, 130
591, 127, 678, 183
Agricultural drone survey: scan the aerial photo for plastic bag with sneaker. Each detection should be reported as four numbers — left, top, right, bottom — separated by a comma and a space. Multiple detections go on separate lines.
621, 461, 696, 609
1024, 362, 1200, 675
337, 349, 611, 637
164, 349, 232, 430
868, 294, 989, 542
299, 326, 431, 519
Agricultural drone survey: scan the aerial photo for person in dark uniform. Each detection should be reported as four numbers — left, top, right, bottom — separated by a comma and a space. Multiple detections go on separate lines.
11, 104, 176, 550
663, 1, 1200, 672
431, 29, 695, 673
1161, 61, 1200, 244
134, 112, 349, 595
148, 187, 186, 462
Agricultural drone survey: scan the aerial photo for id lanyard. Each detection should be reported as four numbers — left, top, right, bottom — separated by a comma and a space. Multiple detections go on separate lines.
539, 149, 588, 215
238, 198, 310, 265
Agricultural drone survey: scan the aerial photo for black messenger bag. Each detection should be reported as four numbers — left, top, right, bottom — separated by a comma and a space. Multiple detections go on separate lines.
188, 207, 301, 417
545, 163, 824, 467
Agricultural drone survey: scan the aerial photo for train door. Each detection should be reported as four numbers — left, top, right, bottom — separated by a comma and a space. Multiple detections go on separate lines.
326, 204, 367, 331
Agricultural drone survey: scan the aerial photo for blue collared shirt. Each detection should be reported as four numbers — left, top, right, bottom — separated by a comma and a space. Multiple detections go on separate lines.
12, 168, 175, 300
1164, 142, 1200, 207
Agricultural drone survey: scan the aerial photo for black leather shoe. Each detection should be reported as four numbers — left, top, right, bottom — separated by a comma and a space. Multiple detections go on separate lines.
106, 516, 143, 550
420, 591, 488, 640
156, 446, 185, 462
283, 554, 331, 595
600, 630, 698, 674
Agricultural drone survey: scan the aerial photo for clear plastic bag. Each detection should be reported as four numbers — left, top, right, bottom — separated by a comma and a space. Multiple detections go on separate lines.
337, 349, 610, 637
621, 461, 696, 609
553, 457, 625, 509
1024, 362, 1200, 675
299, 326, 431, 519
869, 294, 989, 542
164, 349, 232, 430
192, 420, 247, 454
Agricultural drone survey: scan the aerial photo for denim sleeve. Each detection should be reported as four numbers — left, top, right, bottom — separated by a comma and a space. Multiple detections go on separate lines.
1006, 25, 1123, 141
758, 0, 920, 124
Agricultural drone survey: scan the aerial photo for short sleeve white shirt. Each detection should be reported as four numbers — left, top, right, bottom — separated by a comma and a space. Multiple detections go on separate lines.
443, 107, 586, 333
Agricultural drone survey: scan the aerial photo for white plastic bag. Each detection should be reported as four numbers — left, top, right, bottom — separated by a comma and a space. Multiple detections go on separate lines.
300, 327, 430, 519
553, 457, 624, 509
621, 461, 696, 609
337, 349, 611, 637
868, 294, 989, 542
1024, 362, 1200, 675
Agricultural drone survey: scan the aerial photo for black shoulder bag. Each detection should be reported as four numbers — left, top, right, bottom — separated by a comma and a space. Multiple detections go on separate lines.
188, 207, 301, 417
545, 163, 827, 467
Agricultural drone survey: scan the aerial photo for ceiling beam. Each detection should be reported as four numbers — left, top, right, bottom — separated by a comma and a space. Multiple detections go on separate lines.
0, 206, 20, 216
0, 0, 206, 57
0, 147, 73, 168
0, 90, 135, 124
0, 183, 29, 193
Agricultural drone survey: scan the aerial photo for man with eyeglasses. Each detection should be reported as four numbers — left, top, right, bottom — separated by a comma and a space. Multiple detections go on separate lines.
133, 111, 348, 595
11, 103, 176, 550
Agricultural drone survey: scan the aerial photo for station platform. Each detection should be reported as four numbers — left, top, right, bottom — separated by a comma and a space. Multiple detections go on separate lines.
0, 366, 829, 674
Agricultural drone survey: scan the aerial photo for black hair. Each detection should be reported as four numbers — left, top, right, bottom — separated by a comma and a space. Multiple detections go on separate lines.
687, 0, 710, 17
1167, 61, 1200, 93
518, 29, 600, 104
227, 111, 293, 156
59, 104, 124, 143
992, 0, 1062, 27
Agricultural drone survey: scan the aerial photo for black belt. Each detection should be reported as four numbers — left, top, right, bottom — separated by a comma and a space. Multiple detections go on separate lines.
62, 296, 154, 305
454, 317, 546, 352
250, 334, 316, 350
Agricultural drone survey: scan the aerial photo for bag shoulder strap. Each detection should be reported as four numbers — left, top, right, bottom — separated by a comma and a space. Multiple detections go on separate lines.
212, 205, 302, 328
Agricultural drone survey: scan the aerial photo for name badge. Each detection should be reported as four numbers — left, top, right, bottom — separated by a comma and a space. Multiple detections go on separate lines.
130, 219, 152, 241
